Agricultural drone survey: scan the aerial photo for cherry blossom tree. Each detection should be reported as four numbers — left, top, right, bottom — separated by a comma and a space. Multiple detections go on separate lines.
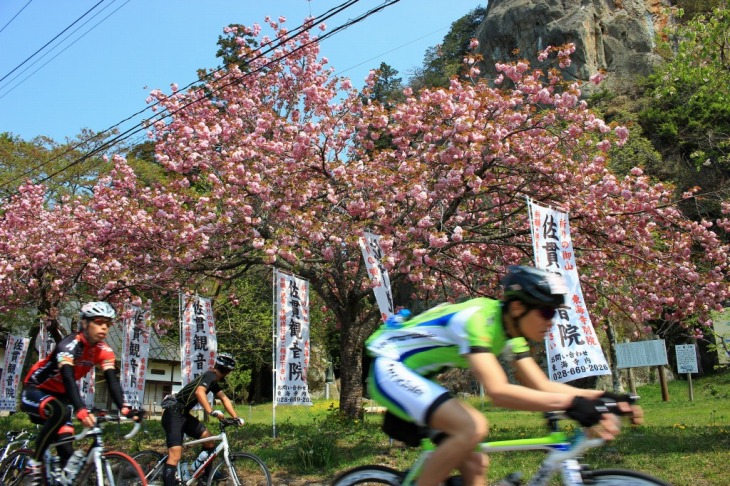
0, 156, 203, 351
140, 18, 729, 417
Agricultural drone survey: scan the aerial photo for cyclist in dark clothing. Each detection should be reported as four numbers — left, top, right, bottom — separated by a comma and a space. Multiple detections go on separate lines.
20, 302, 137, 486
161, 352, 243, 486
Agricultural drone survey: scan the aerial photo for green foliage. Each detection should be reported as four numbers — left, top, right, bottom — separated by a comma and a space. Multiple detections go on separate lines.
215, 24, 260, 71
225, 368, 252, 402
409, 6, 486, 89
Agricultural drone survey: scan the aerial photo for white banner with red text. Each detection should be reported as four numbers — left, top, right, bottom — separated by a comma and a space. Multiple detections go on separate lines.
528, 199, 611, 383
358, 231, 394, 321
121, 305, 152, 409
274, 269, 312, 406
0, 335, 30, 411
180, 295, 218, 388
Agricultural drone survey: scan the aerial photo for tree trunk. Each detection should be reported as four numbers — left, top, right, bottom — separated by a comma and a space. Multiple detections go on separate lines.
605, 318, 624, 392
338, 333, 364, 419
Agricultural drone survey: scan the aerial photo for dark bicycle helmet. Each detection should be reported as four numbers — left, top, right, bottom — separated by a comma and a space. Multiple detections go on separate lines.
215, 352, 237, 371
80, 301, 116, 319
501, 266, 568, 308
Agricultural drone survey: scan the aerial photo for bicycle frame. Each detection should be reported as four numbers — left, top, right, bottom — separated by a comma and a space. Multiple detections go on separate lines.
400, 423, 605, 486
144, 428, 232, 486
43, 417, 141, 486
0, 430, 32, 463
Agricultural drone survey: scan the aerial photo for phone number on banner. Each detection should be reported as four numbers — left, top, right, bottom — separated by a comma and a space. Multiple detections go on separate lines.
277, 396, 312, 404
552, 363, 609, 381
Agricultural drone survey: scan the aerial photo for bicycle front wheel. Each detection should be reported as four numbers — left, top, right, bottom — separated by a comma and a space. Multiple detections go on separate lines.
0, 448, 33, 486
80, 451, 147, 486
582, 468, 671, 485
207, 452, 272, 486
332, 465, 402, 486
131, 450, 164, 485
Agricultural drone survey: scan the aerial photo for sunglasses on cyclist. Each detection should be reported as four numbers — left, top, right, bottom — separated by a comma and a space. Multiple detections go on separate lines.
534, 306, 557, 320
89, 317, 114, 326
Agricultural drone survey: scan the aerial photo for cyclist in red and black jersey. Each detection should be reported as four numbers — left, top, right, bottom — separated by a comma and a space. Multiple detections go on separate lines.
20, 302, 138, 486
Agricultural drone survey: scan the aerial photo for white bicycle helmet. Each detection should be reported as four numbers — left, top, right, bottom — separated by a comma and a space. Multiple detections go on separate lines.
80, 301, 116, 319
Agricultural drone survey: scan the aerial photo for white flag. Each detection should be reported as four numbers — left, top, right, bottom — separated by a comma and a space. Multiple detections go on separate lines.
181, 295, 218, 386
528, 199, 611, 383
121, 305, 152, 409
35, 320, 56, 360
358, 231, 394, 321
274, 269, 313, 406
0, 335, 30, 412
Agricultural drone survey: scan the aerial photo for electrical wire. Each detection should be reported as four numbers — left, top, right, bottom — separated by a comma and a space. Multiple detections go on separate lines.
0, 0, 403, 195
0, 0, 130, 100
0, 0, 33, 35
0, 0, 106, 85
0, 0, 365, 192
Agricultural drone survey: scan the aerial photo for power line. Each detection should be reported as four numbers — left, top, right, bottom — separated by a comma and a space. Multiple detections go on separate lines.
0, 0, 106, 84
0, 0, 130, 99
0, 0, 33, 35
0, 0, 365, 192
1, 0, 404, 195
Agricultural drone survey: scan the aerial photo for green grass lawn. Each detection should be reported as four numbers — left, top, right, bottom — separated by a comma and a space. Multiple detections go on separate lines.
2, 373, 728, 485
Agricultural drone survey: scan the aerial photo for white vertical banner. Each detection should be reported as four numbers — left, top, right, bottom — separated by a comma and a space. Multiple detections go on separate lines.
35, 319, 56, 360
527, 199, 611, 383
77, 367, 95, 409
180, 295, 218, 388
274, 269, 313, 406
358, 231, 394, 321
0, 335, 31, 412
121, 305, 152, 409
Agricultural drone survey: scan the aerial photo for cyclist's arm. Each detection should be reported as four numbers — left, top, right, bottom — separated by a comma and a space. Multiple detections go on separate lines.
512, 357, 603, 397
469, 352, 573, 411
195, 385, 216, 415
60, 364, 87, 411
103, 368, 126, 410
215, 390, 239, 420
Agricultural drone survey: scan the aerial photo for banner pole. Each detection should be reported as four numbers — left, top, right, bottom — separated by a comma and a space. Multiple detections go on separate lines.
272, 268, 277, 439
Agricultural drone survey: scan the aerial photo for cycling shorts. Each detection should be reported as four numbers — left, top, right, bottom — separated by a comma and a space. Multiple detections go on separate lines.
161, 407, 207, 447
368, 357, 452, 426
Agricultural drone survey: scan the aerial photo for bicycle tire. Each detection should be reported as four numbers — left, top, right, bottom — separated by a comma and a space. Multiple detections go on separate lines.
582, 468, 672, 485
131, 450, 165, 485
0, 448, 33, 486
78, 450, 148, 486
332, 465, 402, 486
207, 452, 272, 486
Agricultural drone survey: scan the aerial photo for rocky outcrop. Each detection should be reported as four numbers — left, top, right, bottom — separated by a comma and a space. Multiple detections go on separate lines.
475, 0, 673, 92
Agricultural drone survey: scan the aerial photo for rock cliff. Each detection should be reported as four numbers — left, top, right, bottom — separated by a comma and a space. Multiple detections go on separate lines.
475, 0, 673, 92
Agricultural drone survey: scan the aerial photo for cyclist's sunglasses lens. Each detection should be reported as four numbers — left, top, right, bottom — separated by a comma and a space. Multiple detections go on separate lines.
537, 307, 557, 320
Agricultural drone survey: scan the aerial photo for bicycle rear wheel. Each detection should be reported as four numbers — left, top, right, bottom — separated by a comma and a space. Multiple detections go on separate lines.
582, 468, 671, 485
80, 451, 147, 486
332, 465, 402, 486
132, 450, 165, 485
207, 452, 272, 486
0, 448, 33, 486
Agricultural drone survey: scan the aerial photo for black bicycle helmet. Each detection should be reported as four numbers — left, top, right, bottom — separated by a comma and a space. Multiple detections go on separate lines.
215, 352, 236, 371
501, 266, 568, 308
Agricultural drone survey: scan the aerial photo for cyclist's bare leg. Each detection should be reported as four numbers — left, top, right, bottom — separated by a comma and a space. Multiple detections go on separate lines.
416, 399, 488, 486
198, 428, 216, 450
166, 445, 182, 465
458, 452, 488, 486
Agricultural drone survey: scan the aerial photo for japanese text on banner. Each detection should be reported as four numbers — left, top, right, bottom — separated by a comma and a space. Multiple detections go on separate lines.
358, 231, 394, 321
528, 199, 611, 383
181, 295, 218, 386
274, 269, 312, 406
77, 367, 95, 409
121, 305, 151, 409
0, 335, 30, 412
35, 319, 56, 360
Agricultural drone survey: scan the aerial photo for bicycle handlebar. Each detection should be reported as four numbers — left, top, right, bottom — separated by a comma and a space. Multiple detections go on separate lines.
77, 409, 146, 440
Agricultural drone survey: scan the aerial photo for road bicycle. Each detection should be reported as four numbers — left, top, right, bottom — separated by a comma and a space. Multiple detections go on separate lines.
0, 410, 147, 486
0, 429, 34, 464
132, 418, 272, 486
332, 408, 671, 486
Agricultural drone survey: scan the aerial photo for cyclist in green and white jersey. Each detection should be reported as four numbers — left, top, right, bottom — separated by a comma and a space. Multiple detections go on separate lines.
366, 266, 643, 486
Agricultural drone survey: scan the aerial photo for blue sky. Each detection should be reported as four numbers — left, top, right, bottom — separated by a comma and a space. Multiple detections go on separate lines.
0, 0, 482, 143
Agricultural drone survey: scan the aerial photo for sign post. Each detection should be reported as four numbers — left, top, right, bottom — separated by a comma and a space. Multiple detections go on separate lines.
616, 340, 670, 401
675, 344, 698, 401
